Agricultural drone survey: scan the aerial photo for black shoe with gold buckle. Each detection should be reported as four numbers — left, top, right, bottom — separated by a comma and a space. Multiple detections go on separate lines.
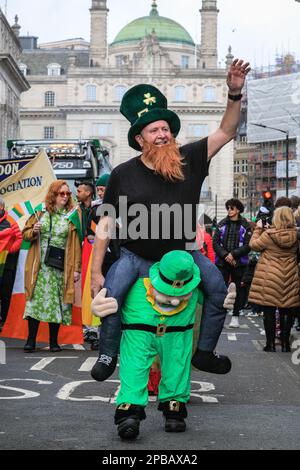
158, 401, 187, 433
114, 404, 146, 440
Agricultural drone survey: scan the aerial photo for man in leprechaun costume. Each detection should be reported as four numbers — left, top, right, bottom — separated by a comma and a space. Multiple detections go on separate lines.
91, 59, 250, 382
92, 250, 204, 439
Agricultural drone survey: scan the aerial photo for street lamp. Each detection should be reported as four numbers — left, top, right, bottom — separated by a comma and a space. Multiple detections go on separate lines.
250, 123, 289, 197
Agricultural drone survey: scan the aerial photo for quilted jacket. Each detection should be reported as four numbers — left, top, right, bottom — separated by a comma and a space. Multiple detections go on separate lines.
248, 226, 300, 308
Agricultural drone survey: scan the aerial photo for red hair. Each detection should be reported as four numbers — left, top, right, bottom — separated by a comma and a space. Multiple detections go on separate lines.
45, 180, 74, 214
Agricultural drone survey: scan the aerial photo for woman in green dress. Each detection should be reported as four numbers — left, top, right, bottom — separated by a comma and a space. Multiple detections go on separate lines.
23, 180, 81, 352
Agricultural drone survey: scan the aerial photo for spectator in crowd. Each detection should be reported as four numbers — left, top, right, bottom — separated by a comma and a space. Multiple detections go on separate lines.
290, 195, 300, 212
248, 206, 299, 352
22, 180, 81, 352
87, 174, 110, 241
241, 250, 261, 317
290, 197, 300, 330
292, 199, 300, 227
213, 198, 252, 328
274, 197, 291, 209
86, 174, 119, 350
95, 173, 110, 203
274, 196, 300, 331
0, 197, 22, 327
76, 182, 94, 239
196, 224, 215, 263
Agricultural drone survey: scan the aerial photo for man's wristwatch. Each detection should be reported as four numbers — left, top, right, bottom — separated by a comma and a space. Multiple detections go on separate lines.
228, 93, 243, 101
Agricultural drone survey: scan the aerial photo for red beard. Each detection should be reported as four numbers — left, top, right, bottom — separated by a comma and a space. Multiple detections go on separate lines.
142, 138, 185, 182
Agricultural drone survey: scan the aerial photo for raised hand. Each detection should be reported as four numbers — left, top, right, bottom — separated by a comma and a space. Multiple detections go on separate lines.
227, 59, 251, 94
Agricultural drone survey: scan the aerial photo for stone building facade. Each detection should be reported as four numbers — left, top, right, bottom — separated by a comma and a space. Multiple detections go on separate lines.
17, 0, 235, 221
0, 11, 29, 157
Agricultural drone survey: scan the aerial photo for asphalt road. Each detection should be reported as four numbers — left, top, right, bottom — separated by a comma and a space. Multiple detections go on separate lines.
0, 313, 299, 451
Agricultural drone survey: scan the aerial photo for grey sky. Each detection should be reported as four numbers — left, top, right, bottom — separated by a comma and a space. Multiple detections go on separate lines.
2, 0, 300, 68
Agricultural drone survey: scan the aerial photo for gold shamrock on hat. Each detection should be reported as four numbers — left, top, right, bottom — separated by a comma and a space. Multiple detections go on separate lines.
143, 93, 156, 106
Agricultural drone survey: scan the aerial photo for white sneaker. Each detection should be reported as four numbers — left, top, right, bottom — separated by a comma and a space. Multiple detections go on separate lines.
229, 317, 240, 328
227, 310, 233, 316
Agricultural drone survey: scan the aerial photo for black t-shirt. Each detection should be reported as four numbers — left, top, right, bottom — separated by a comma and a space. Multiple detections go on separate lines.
102, 138, 209, 261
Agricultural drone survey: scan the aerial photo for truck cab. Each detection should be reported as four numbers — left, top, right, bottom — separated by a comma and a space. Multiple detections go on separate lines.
7, 139, 111, 195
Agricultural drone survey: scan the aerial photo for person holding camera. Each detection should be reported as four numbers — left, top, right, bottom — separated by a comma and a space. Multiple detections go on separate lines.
22, 180, 81, 352
213, 198, 252, 328
248, 206, 300, 352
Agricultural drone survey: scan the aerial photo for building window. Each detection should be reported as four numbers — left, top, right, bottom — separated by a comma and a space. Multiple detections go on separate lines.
116, 56, 122, 67
203, 86, 216, 102
19, 63, 27, 76
241, 181, 248, 199
187, 124, 208, 138
234, 160, 240, 173
92, 123, 113, 137
47, 63, 61, 76
44, 127, 54, 139
233, 182, 239, 198
115, 85, 127, 101
181, 56, 189, 69
174, 86, 186, 102
241, 159, 248, 173
116, 55, 127, 67
86, 85, 97, 102
45, 91, 55, 107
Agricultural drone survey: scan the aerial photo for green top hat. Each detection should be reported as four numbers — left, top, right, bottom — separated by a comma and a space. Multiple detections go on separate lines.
149, 250, 201, 297
120, 84, 181, 151
96, 173, 110, 187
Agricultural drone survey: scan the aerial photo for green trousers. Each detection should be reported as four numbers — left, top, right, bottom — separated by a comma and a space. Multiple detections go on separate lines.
116, 328, 194, 407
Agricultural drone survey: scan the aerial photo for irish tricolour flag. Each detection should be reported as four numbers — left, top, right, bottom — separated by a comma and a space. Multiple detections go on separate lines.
8, 201, 35, 222
1, 235, 84, 345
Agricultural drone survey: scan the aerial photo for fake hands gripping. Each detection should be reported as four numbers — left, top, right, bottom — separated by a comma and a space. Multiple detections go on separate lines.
91, 288, 118, 318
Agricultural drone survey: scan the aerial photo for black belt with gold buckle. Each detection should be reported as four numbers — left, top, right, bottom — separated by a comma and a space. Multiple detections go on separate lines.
121, 323, 194, 337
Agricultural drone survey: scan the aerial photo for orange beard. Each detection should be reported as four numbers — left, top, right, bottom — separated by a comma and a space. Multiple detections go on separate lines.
142, 138, 185, 182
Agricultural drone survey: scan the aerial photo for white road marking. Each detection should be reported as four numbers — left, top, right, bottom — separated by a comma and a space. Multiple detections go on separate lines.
225, 324, 249, 330
148, 381, 219, 404
56, 380, 110, 402
78, 357, 98, 372
110, 383, 121, 404
56, 379, 121, 402
252, 340, 263, 351
0, 379, 53, 400
29, 357, 76, 371
41, 344, 85, 351
227, 333, 237, 341
190, 394, 218, 403
221, 332, 249, 334
0, 341, 6, 365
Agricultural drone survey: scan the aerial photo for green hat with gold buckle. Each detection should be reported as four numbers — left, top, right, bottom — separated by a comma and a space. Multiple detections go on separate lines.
120, 84, 181, 151
149, 250, 200, 297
